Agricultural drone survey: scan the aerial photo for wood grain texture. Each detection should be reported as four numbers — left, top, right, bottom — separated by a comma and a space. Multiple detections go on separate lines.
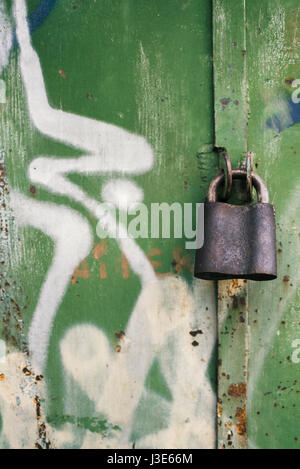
213, 0, 249, 449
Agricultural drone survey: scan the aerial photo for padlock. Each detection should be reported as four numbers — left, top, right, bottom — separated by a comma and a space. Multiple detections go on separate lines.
194, 169, 277, 281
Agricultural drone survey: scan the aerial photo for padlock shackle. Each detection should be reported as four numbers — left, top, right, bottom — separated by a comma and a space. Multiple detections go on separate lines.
207, 169, 269, 203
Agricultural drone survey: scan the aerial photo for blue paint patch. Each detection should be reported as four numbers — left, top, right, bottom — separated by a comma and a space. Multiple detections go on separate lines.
13, 0, 57, 45
288, 100, 300, 127
28, 0, 57, 34
266, 100, 300, 134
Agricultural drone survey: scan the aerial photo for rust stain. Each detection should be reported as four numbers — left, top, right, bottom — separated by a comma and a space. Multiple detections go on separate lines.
232, 295, 239, 309
189, 329, 203, 337
72, 243, 192, 283
93, 241, 109, 279
220, 98, 230, 106
147, 248, 172, 277
0, 373, 5, 380
228, 382, 247, 398
115, 331, 125, 340
71, 259, 91, 285
172, 247, 193, 274
22, 366, 31, 376
147, 248, 163, 270
224, 421, 233, 429
116, 252, 130, 279
235, 406, 247, 436
33, 396, 41, 420
92, 240, 108, 260
59, 69, 66, 79
99, 262, 107, 279
37, 422, 50, 449
240, 296, 246, 306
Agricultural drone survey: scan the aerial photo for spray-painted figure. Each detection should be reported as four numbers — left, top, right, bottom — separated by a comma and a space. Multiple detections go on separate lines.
0, 0, 217, 448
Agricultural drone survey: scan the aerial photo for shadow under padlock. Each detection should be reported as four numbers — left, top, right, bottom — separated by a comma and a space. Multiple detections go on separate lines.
194, 169, 277, 281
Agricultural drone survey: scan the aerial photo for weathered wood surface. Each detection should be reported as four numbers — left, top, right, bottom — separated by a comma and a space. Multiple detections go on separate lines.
213, 0, 249, 449
0, 0, 299, 450
246, 0, 300, 450
0, 0, 217, 449
215, 0, 300, 450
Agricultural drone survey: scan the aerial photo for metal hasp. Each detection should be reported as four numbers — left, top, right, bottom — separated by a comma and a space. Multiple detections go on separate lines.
194, 169, 277, 281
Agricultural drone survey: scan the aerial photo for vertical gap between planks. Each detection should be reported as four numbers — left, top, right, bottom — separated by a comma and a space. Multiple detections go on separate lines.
213, 0, 249, 449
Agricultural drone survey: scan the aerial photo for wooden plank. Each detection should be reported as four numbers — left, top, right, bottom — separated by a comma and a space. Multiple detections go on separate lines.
217, 280, 248, 449
245, 0, 300, 449
0, 0, 218, 449
213, 0, 249, 449
213, 0, 248, 165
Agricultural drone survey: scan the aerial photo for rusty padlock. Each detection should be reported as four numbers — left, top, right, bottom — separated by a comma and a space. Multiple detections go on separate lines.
194, 169, 277, 281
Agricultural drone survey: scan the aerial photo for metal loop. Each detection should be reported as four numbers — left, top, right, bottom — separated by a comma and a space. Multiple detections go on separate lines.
246, 151, 254, 201
217, 148, 232, 201
207, 169, 269, 204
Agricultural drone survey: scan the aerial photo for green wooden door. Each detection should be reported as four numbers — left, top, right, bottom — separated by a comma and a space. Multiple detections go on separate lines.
214, 0, 300, 450
0, 0, 299, 450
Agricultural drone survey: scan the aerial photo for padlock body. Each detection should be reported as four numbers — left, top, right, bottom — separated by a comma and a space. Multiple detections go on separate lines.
194, 202, 277, 281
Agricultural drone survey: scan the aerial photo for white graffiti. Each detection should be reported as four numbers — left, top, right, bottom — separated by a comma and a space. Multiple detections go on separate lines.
291, 339, 300, 364
0, 1, 12, 103
0, 339, 5, 363
9, 191, 93, 370
14, 0, 156, 369
0, 2, 12, 74
101, 179, 144, 211
60, 278, 216, 448
0, 352, 41, 448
